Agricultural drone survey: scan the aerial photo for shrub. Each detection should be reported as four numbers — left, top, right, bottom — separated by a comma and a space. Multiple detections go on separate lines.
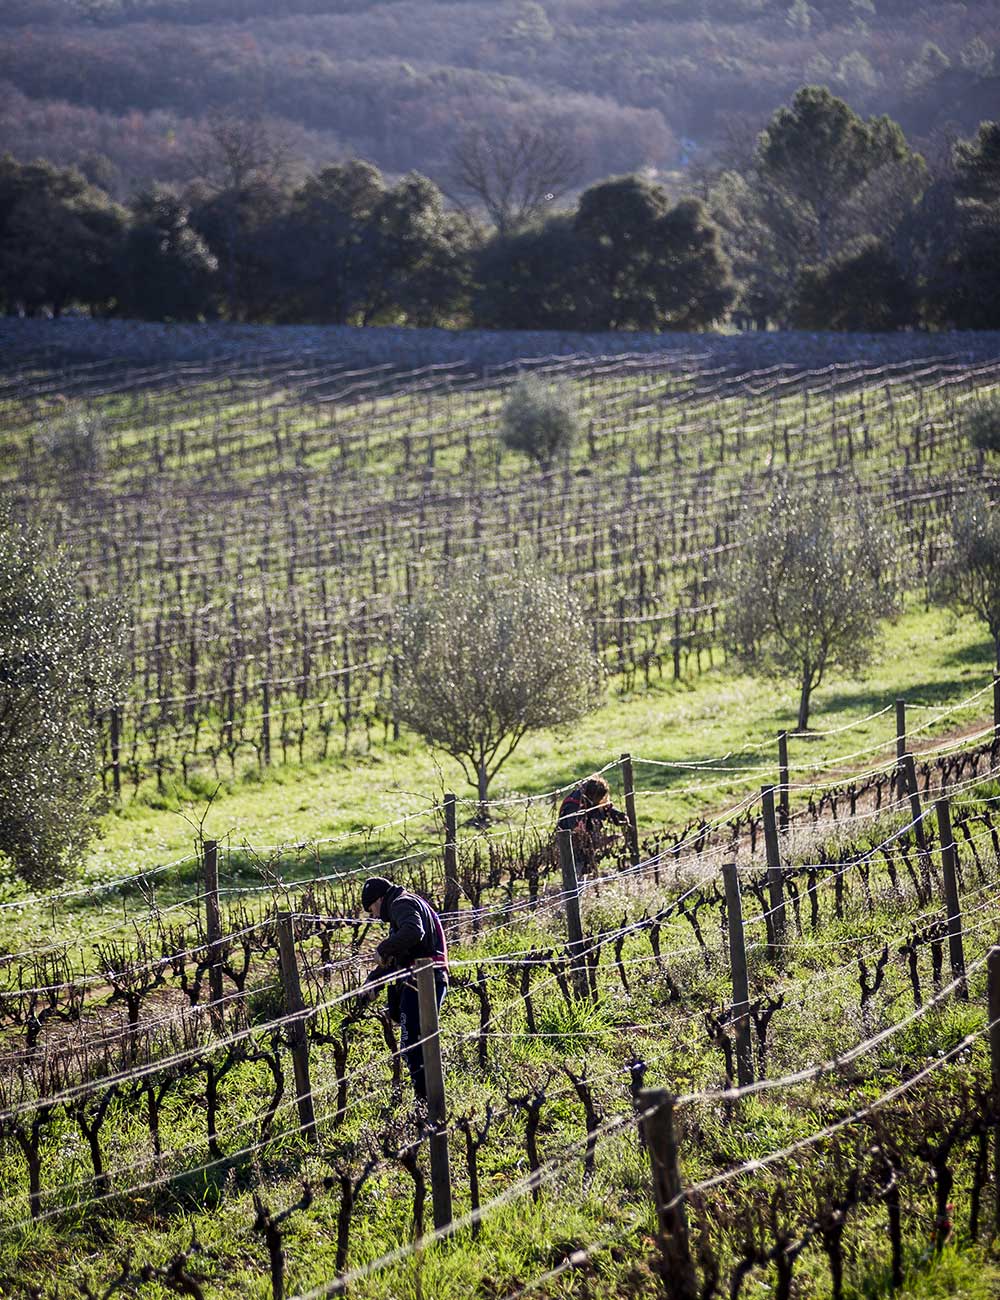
932, 487, 1000, 668
963, 393, 1000, 453
723, 474, 900, 731
0, 519, 127, 883
499, 375, 579, 469
42, 412, 104, 477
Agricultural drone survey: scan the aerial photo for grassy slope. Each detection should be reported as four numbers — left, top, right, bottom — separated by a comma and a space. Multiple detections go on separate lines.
1, 600, 986, 946
2, 361, 1000, 1296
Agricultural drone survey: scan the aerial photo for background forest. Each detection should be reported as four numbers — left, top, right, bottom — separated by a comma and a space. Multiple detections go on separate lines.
1, 0, 999, 198
2, 1, 1000, 331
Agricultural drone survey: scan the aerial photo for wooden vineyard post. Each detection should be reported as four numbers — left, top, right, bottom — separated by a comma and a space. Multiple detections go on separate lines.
935, 798, 967, 1001
761, 786, 786, 964
443, 792, 460, 923
994, 673, 1000, 738
722, 863, 754, 1086
777, 730, 789, 831
896, 698, 907, 761
620, 753, 640, 867
640, 1088, 698, 1300
901, 753, 931, 893
989, 948, 1000, 1235
556, 829, 589, 999
203, 839, 225, 1030
110, 705, 122, 801
277, 911, 318, 1144
261, 679, 272, 767
416, 959, 453, 1233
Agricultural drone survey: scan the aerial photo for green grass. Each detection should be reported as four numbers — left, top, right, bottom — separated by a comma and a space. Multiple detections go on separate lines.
895, 1245, 1000, 1299
1, 596, 989, 954
1, 689, 998, 1297
1, 855, 996, 1298
2, 358, 1000, 1296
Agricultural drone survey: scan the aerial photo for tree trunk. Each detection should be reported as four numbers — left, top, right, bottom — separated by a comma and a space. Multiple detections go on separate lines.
464, 1131, 481, 1239
824, 1229, 845, 1300
14, 1129, 43, 1220
206, 1067, 223, 1161
796, 663, 813, 733
265, 1225, 285, 1300
145, 1080, 163, 1168
933, 1162, 954, 1252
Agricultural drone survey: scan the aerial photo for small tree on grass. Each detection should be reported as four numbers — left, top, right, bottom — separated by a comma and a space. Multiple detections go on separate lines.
723, 475, 900, 732
499, 375, 579, 470
0, 521, 127, 884
933, 488, 1000, 668
963, 393, 1000, 454
392, 564, 600, 813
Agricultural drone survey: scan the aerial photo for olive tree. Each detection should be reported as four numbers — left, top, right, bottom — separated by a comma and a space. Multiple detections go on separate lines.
933, 488, 1000, 668
41, 412, 104, 478
392, 565, 600, 811
963, 393, 1000, 455
0, 521, 127, 884
499, 375, 579, 470
723, 476, 900, 732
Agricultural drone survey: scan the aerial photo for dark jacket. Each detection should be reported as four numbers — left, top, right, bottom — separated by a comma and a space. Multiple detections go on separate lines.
376, 885, 449, 975
557, 786, 629, 834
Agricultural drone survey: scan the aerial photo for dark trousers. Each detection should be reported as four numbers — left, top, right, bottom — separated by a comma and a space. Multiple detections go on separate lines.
397, 971, 447, 1100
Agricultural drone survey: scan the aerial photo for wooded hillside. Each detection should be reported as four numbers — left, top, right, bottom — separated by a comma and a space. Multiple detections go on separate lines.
1, 0, 998, 197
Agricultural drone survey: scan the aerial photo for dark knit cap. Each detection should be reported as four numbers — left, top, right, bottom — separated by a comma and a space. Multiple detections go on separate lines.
361, 876, 393, 908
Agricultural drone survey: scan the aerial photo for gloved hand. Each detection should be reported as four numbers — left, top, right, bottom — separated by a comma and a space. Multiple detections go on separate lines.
356, 966, 385, 1006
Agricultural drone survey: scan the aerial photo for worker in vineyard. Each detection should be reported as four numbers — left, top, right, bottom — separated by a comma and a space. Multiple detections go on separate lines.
358, 876, 449, 1101
556, 774, 629, 874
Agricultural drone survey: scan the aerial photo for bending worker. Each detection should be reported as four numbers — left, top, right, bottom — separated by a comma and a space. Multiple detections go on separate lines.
359, 875, 449, 1100
557, 773, 629, 873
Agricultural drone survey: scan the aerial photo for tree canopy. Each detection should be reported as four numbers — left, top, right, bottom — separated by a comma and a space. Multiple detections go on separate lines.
755, 86, 911, 263
735, 86, 923, 322
2, 90, 999, 332
932, 488, 1000, 670
391, 565, 601, 810
117, 189, 217, 321
499, 376, 579, 469
723, 475, 900, 731
0, 155, 125, 316
0, 0, 994, 206
0, 521, 127, 884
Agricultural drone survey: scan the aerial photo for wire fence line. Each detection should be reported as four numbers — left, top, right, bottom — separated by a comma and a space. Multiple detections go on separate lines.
290, 1005, 994, 1299
667, 1013, 995, 1211
2, 786, 992, 1121
0, 788, 995, 1293
2, 818, 992, 1097
1, 924, 987, 1230
3, 707, 996, 997
4, 671, 994, 950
